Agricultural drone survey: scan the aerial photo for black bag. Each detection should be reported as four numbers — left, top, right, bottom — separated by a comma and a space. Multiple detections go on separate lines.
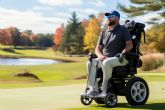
125, 20, 146, 55
124, 20, 145, 67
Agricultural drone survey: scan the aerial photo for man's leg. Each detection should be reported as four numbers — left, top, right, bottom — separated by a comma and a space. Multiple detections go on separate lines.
82, 58, 101, 97
100, 57, 128, 97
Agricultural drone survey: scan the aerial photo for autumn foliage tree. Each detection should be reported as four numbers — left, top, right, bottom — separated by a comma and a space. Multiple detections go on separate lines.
0, 29, 12, 46
54, 24, 64, 50
83, 14, 103, 52
143, 24, 165, 52
0, 27, 54, 48
8, 27, 21, 48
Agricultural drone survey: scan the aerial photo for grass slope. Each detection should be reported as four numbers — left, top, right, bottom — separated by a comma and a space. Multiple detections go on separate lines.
0, 48, 165, 88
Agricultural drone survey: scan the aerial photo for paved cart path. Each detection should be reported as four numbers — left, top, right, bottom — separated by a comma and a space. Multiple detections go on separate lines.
0, 81, 164, 110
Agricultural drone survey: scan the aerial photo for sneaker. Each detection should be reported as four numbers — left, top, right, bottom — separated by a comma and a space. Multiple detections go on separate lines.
98, 92, 107, 98
88, 90, 99, 98
81, 90, 99, 98
80, 92, 87, 97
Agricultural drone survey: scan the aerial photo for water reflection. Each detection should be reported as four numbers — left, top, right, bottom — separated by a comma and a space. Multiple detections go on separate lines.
0, 58, 61, 65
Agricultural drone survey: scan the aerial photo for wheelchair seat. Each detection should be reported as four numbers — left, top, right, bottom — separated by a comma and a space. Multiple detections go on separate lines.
112, 65, 137, 77
96, 52, 141, 78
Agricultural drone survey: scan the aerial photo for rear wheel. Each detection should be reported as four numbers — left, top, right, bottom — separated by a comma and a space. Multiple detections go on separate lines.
125, 77, 149, 106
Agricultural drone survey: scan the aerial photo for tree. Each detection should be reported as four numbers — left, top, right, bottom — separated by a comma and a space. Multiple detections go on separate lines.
61, 12, 85, 54
30, 34, 39, 46
20, 32, 32, 46
118, 0, 165, 23
7, 27, 21, 48
144, 24, 165, 52
0, 29, 12, 46
74, 24, 85, 54
83, 16, 102, 52
54, 24, 64, 50
36, 34, 53, 47
23, 30, 33, 36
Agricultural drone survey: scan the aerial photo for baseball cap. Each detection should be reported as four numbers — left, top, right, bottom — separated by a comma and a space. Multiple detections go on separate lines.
105, 10, 120, 19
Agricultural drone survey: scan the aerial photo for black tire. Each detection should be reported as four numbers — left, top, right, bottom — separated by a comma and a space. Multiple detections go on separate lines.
125, 77, 149, 106
80, 96, 93, 105
104, 92, 118, 107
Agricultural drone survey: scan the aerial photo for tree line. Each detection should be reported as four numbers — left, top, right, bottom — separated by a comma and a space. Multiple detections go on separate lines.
53, 12, 104, 54
0, 27, 53, 48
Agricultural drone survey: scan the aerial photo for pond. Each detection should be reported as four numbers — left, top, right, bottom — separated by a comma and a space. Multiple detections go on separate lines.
0, 58, 61, 65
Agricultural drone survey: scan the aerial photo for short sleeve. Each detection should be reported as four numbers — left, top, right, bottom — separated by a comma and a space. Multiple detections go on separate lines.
97, 31, 104, 47
122, 27, 132, 41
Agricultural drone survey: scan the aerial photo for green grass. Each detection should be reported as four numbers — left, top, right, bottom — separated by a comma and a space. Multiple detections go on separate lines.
0, 48, 87, 61
0, 61, 87, 88
0, 48, 88, 88
0, 48, 165, 110
66, 102, 165, 110
0, 48, 165, 89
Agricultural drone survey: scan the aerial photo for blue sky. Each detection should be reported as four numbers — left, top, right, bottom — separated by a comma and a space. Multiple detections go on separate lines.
0, 0, 154, 33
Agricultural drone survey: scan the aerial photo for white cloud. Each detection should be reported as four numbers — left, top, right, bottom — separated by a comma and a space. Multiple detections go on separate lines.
38, 0, 106, 7
38, 0, 83, 6
32, 6, 55, 11
91, 0, 105, 7
0, 7, 65, 33
69, 8, 99, 16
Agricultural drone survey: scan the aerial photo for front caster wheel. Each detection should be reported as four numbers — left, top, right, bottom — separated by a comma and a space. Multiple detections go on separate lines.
104, 92, 118, 107
80, 96, 93, 105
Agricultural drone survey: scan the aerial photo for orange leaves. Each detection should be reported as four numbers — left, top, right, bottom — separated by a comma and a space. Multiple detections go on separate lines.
30, 34, 39, 42
54, 24, 64, 49
0, 28, 12, 45
83, 14, 104, 52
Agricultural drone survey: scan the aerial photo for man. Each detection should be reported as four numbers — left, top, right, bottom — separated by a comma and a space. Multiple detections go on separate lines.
82, 10, 133, 98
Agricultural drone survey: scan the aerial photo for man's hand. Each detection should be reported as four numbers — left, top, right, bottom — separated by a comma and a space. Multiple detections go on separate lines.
95, 45, 107, 61
98, 55, 107, 61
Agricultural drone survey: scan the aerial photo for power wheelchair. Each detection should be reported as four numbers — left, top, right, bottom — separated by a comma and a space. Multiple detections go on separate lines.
80, 52, 149, 107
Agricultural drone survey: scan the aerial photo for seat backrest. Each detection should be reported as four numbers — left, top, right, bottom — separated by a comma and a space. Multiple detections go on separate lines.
125, 20, 145, 56
124, 20, 145, 68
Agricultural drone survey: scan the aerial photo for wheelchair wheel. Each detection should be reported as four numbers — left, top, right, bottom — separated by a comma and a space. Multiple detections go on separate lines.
104, 92, 118, 107
125, 77, 149, 106
80, 96, 93, 105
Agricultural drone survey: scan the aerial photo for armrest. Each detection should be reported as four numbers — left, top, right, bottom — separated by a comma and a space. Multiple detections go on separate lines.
88, 53, 97, 61
124, 52, 140, 59
124, 52, 142, 68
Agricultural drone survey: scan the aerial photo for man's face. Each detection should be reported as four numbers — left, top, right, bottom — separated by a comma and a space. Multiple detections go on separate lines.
106, 15, 117, 26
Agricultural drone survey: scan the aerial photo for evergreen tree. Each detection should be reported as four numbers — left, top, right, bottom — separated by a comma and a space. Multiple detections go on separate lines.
118, 0, 165, 24
61, 12, 85, 54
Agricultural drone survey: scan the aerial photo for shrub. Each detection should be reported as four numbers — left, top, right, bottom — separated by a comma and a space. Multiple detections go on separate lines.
156, 66, 165, 72
141, 53, 164, 71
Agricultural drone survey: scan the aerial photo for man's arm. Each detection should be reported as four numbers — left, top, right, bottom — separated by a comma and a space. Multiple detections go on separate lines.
122, 40, 133, 54
95, 45, 107, 61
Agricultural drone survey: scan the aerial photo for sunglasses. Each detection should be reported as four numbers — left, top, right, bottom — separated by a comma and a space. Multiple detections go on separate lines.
106, 15, 116, 19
